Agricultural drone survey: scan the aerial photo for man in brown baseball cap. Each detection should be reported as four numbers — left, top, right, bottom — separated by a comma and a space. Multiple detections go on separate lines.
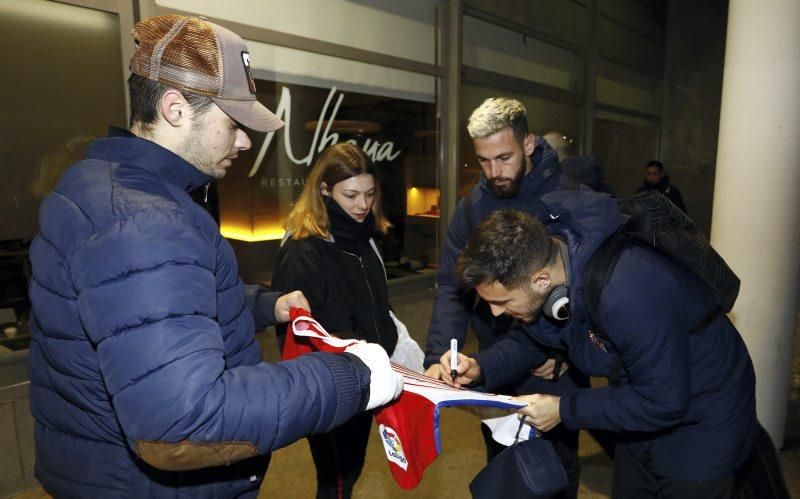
27, 14, 402, 498
130, 14, 283, 133
125, 14, 284, 179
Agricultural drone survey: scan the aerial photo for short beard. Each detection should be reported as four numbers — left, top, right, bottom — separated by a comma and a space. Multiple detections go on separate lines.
520, 283, 546, 323
488, 157, 526, 198
177, 121, 225, 179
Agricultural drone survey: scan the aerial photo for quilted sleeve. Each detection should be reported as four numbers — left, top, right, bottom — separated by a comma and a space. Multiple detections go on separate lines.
71, 207, 370, 471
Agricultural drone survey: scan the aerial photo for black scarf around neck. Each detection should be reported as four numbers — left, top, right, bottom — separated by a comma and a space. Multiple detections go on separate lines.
325, 196, 375, 251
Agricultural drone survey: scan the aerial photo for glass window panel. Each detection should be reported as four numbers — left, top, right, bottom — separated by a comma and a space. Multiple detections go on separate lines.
459, 82, 581, 198
0, 0, 126, 385
592, 113, 660, 198
599, 0, 665, 39
0, 0, 127, 242
247, 41, 435, 103
597, 12, 664, 76
219, 78, 439, 284
463, 0, 591, 47
596, 58, 662, 114
155, 0, 437, 64
462, 15, 581, 91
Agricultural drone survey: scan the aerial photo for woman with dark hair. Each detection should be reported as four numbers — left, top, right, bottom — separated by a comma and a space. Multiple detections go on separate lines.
272, 142, 400, 498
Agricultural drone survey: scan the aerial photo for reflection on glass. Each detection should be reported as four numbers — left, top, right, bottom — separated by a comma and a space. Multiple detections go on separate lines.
218, 79, 438, 276
0, 0, 126, 242
592, 115, 659, 198
0, 0, 125, 373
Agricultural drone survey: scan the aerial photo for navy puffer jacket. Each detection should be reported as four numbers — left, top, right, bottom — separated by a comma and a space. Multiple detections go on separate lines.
27, 131, 370, 498
481, 191, 756, 481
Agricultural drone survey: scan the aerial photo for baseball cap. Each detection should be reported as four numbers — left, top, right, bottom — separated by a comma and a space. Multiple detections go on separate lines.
129, 14, 283, 132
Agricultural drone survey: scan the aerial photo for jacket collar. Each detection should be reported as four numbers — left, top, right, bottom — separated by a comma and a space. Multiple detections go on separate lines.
86, 126, 212, 192
640, 174, 671, 191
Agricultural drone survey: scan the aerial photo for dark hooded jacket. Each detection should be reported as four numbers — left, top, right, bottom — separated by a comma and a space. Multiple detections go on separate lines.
27, 129, 371, 498
477, 191, 756, 481
272, 199, 398, 355
636, 174, 686, 212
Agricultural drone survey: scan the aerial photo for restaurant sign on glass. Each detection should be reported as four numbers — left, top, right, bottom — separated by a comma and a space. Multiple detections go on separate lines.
218, 78, 438, 268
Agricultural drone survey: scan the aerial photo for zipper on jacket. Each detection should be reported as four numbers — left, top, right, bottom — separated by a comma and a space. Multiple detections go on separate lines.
588, 330, 608, 353
342, 250, 382, 345
203, 183, 210, 203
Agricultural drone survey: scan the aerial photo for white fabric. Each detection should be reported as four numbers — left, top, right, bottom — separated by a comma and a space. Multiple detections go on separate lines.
345, 341, 404, 410
290, 315, 359, 348
482, 414, 536, 446
388, 311, 424, 373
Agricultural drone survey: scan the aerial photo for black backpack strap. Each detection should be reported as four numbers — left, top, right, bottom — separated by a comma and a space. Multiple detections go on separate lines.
582, 232, 628, 338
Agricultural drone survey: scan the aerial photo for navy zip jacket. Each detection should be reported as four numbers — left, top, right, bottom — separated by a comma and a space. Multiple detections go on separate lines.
27, 130, 371, 497
425, 138, 564, 363
477, 191, 757, 481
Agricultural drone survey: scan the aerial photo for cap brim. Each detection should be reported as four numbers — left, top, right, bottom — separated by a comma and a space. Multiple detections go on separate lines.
213, 98, 284, 132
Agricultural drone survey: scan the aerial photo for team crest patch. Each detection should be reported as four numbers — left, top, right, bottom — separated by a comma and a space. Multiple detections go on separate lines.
241, 51, 256, 94
379, 424, 408, 470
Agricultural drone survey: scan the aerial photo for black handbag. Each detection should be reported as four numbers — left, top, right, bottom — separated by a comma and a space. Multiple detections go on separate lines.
469, 418, 568, 498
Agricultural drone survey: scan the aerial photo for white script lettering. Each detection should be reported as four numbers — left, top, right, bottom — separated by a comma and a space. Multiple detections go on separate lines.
248, 86, 402, 178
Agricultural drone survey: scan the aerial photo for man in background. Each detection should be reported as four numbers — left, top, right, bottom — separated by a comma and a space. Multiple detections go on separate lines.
637, 159, 687, 212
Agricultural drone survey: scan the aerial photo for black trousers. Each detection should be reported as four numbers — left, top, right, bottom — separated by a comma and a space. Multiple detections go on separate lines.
481, 422, 581, 499
307, 411, 373, 499
612, 442, 734, 499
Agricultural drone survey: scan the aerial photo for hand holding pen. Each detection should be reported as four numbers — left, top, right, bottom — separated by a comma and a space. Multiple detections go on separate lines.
437, 342, 481, 388
450, 338, 458, 383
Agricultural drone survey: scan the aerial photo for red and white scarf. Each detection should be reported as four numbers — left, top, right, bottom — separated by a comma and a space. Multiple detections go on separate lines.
282, 308, 525, 489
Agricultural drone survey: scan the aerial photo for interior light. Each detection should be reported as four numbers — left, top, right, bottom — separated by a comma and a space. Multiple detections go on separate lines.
220, 224, 286, 242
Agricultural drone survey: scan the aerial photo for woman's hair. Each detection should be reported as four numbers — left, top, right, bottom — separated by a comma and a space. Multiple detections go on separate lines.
285, 142, 391, 239
30, 135, 95, 197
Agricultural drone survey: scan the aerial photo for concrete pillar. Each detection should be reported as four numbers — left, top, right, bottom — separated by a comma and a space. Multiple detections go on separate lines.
710, 0, 800, 445
439, 0, 461, 239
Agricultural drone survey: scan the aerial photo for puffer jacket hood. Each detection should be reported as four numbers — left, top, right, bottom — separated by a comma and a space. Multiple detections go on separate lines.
541, 190, 625, 268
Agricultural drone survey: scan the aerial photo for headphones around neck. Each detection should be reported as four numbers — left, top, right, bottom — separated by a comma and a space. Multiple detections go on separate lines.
542, 284, 570, 321
542, 238, 571, 321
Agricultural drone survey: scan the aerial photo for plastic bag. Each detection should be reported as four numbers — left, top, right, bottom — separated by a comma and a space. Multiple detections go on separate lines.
389, 311, 424, 373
